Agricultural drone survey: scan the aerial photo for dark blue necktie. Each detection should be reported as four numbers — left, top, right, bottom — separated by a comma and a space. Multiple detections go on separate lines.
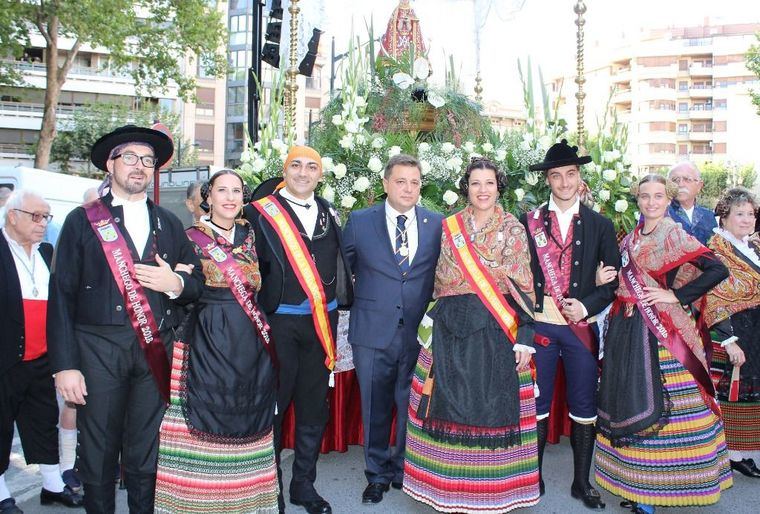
394, 214, 410, 274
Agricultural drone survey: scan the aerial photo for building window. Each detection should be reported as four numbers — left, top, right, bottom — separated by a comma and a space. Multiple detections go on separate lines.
196, 87, 215, 116
678, 102, 688, 112
679, 59, 689, 71
678, 81, 688, 91
195, 124, 215, 153
678, 124, 688, 134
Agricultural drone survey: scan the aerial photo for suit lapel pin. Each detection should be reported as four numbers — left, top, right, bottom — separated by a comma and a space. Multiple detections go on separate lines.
423, 218, 428, 223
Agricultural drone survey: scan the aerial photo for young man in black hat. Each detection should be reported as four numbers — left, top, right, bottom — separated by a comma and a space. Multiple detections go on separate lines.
48, 125, 204, 513
519, 139, 620, 510
244, 146, 352, 514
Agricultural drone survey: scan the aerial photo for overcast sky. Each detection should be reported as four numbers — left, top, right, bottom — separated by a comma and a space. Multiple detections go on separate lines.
322, 0, 759, 107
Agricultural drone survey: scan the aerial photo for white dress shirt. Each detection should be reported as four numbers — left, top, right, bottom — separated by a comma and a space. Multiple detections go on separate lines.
279, 188, 318, 238
683, 205, 695, 223
547, 194, 580, 244
111, 193, 150, 256
2, 228, 50, 300
385, 202, 418, 265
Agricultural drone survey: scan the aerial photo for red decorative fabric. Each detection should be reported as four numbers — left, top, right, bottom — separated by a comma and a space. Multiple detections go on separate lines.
546, 211, 574, 295
22, 299, 47, 361
547, 359, 572, 444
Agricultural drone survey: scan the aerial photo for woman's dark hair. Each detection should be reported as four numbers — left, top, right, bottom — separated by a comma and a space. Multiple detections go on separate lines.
714, 186, 758, 227
458, 157, 508, 197
200, 169, 252, 212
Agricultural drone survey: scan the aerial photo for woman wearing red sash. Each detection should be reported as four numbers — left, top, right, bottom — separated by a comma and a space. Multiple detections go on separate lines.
403, 158, 540, 513
155, 170, 279, 513
703, 187, 760, 478
595, 174, 731, 514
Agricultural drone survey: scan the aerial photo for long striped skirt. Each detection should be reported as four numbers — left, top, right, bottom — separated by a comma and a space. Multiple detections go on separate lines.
403, 345, 540, 513
712, 343, 760, 451
154, 342, 279, 513
595, 345, 733, 507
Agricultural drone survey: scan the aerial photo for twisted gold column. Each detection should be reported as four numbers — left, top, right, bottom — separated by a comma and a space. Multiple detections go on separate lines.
574, 1, 586, 151
285, 0, 300, 136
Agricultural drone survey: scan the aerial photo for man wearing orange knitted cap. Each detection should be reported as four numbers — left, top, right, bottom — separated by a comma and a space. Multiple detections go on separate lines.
245, 146, 353, 514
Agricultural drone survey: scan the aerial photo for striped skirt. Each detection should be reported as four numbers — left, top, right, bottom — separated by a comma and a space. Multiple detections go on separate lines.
595, 345, 733, 507
154, 342, 279, 513
712, 343, 760, 451
403, 345, 540, 513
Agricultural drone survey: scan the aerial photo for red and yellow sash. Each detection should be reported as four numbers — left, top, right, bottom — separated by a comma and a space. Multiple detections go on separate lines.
442, 213, 518, 343
252, 195, 336, 370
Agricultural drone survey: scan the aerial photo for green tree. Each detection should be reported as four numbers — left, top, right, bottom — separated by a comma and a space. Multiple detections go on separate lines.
0, 0, 227, 169
748, 32, 760, 114
50, 102, 197, 174
699, 161, 757, 207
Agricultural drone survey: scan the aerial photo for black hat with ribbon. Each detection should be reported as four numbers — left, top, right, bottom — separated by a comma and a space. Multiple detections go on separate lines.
529, 139, 592, 172
91, 125, 174, 172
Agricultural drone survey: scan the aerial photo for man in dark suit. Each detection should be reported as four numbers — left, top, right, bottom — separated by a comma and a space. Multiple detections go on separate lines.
245, 146, 353, 514
520, 140, 620, 511
0, 190, 84, 513
343, 154, 443, 504
48, 125, 203, 514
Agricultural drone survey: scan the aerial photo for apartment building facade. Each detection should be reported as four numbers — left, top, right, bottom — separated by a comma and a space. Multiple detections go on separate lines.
549, 22, 760, 174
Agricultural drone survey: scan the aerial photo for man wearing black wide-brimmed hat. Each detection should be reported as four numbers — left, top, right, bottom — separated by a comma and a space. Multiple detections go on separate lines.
48, 125, 204, 513
519, 139, 620, 510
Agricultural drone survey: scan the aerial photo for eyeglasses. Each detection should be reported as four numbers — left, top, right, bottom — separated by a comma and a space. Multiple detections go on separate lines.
13, 209, 53, 224
671, 176, 700, 184
112, 152, 157, 168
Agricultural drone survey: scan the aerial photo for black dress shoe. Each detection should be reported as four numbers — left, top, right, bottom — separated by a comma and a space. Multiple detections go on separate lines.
539, 478, 545, 496
362, 483, 390, 504
40, 485, 84, 508
390, 481, 403, 490
0, 497, 23, 514
571, 482, 606, 510
731, 458, 760, 478
290, 497, 332, 514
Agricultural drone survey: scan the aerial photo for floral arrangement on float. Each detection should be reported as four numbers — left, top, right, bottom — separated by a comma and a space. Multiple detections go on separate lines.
237, 35, 638, 234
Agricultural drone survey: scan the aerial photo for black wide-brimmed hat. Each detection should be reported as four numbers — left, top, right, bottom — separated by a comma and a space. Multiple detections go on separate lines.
91, 125, 174, 171
250, 176, 285, 201
529, 139, 592, 171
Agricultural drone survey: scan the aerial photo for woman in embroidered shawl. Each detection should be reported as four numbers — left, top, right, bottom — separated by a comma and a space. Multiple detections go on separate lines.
703, 187, 760, 478
403, 158, 540, 513
154, 170, 278, 513
594, 174, 731, 514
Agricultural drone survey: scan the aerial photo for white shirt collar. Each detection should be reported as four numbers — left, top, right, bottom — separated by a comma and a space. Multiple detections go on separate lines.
547, 195, 580, 215
715, 227, 760, 267
385, 201, 415, 220
110, 192, 148, 207
279, 187, 315, 207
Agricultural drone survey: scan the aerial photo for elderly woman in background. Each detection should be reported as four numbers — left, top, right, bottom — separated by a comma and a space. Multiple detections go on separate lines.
403, 157, 540, 513
594, 174, 731, 514
703, 187, 760, 478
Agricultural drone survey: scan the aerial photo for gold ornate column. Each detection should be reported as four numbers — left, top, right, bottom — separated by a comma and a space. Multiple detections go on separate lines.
474, 72, 483, 103
285, 0, 300, 137
574, 1, 586, 151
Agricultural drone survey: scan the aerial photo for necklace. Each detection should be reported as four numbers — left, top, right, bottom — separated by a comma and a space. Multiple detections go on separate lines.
208, 217, 234, 233
8, 243, 39, 297
283, 197, 312, 210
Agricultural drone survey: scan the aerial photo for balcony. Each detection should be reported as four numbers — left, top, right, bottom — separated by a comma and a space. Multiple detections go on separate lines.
689, 130, 713, 141
689, 107, 713, 119
689, 87, 713, 98
689, 63, 713, 76
612, 88, 632, 104
612, 67, 631, 83
676, 130, 690, 141
0, 142, 34, 155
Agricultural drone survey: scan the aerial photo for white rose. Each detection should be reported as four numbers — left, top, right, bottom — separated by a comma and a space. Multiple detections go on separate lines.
333, 163, 347, 179
344, 119, 360, 134
446, 156, 463, 171
463, 141, 475, 153
514, 188, 525, 201
339, 134, 354, 149
610, 149, 621, 160
372, 137, 385, 149
418, 142, 430, 153
441, 142, 455, 154
388, 145, 401, 157
354, 96, 367, 108
353, 176, 370, 192
602, 169, 617, 181
322, 185, 335, 203
519, 140, 531, 151
481, 142, 494, 153
525, 171, 540, 186
614, 199, 629, 213
622, 154, 632, 166
240, 149, 251, 162
239, 162, 254, 174
599, 189, 611, 202
495, 149, 507, 161
367, 156, 383, 173
252, 157, 267, 173
592, 203, 602, 213
340, 195, 357, 209
420, 160, 431, 175
602, 151, 615, 163
634, 211, 641, 220
331, 114, 343, 126
321, 156, 334, 171
442, 190, 459, 206
522, 133, 534, 144
355, 133, 366, 145
538, 135, 553, 150
270, 139, 285, 152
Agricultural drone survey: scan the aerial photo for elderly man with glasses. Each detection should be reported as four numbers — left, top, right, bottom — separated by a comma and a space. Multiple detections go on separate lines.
1, 190, 84, 513
667, 161, 717, 245
48, 125, 203, 513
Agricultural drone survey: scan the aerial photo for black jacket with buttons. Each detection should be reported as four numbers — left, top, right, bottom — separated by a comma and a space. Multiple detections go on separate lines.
0, 236, 53, 374
47, 194, 203, 374
520, 202, 621, 318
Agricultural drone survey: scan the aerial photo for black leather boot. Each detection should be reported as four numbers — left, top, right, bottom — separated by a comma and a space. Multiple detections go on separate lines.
289, 424, 331, 514
122, 472, 157, 514
536, 417, 548, 496
83, 482, 116, 514
570, 421, 605, 510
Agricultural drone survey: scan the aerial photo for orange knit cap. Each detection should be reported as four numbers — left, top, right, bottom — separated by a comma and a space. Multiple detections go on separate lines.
283, 145, 322, 172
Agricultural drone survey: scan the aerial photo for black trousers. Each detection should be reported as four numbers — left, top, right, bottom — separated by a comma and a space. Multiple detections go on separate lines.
0, 354, 59, 474
74, 326, 169, 513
